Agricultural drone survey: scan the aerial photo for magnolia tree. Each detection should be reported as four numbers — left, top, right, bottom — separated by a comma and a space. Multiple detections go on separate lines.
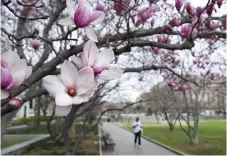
1, 0, 226, 148
140, 83, 181, 131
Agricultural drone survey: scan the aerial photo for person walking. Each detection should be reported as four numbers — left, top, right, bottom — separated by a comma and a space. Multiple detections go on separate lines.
132, 117, 142, 147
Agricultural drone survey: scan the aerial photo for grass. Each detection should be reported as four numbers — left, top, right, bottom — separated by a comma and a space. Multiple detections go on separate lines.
7, 125, 49, 134
22, 125, 99, 155
1, 139, 25, 149
122, 120, 226, 155
7, 121, 99, 155
7, 123, 98, 135
11, 116, 56, 126
22, 136, 99, 155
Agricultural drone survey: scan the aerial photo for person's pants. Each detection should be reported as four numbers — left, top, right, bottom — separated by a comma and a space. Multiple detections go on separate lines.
134, 131, 141, 145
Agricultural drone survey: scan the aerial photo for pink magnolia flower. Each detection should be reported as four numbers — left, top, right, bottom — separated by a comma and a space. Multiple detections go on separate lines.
136, 5, 158, 25
217, 0, 223, 8
42, 61, 97, 116
157, 35, 169, 43
149, 47, 160, 54
175, 0, 183, 11
167, 81, 175, 87
186, 2, 195, 15
180, 24, 192, 39
149, 0, 155, 4
169, 17, 181, 27
206, 20, 217, 30
9, 97, 22, 108
196, 7, 203, 17
1, 51, 32, 100
193, 60, 197, 64
58, 0, 105, 42
30, 39, 41, 51
95, 1, 106, 13
138, 76, 143, 81
162, 24, 172, 33
71, 40, 123, 80
206, 5, 213, 16
114, 0, 135, 15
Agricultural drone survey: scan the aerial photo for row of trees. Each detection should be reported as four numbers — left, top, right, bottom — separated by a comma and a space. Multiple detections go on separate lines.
137, 77, 226, 144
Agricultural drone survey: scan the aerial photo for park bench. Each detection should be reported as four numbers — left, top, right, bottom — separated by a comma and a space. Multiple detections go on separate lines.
101, 129, 115, 150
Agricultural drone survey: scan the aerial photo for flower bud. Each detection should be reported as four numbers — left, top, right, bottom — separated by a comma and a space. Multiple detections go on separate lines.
9, 97, 22, 108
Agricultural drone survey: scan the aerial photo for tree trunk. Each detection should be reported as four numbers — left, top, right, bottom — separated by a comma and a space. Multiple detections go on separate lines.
1, 110, 18, 138
35, 98, 41, 128
163, 110, 174, 131
192, 109, 199, 144
154, 111, 160, 124
63, 105, 79, 154
168, 123, 174, 131
191, 134, 199, 144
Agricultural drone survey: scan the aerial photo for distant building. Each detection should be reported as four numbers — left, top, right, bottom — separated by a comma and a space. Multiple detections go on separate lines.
13, 98, 54, 120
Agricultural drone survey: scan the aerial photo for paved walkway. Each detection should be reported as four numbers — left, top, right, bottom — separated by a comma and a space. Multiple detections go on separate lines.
101, 123, 177, 155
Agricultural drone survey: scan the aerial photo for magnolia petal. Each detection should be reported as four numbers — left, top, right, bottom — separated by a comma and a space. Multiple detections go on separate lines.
129, 0, 135, 7
93, 66, 108, 75
55, 105, 72, 116
66, 0, 75, 18
25, 66, 32, 79
78, 0, 90, 7
98, 68, 123, 80
1, 67, 13, 89
6, 81, 18, 90
76, 67, 98, 95
1, 89, 9, 100
84, 27, 98, 42
1, 51, 20, 69
83, 40, 92, 60
42, 75, 66, 97
1, 59, 8, 68
73, 90, 94, 104
71, 55, 83, 68
80, 52, 88, 66
90, 11, 105, 25
61, 60, 78, 88
94, 49, 114, 67
58, 17, 74, 26
55, 92, 73, 106
9, 96, 22, 108
10, 59, 27, 86
83, 40, 99, 66
74, 3, 92, 28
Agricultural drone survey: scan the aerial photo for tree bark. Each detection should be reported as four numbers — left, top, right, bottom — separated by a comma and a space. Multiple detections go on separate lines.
154, 110, 160, 124
168, 123, 174, 131
35, 98, 41, 128
63, 105, 79, 154
191, 134, 199, 144
1, 110, 18, 138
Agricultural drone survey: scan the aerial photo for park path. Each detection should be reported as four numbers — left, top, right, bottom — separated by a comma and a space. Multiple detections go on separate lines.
101, 122, 177, 155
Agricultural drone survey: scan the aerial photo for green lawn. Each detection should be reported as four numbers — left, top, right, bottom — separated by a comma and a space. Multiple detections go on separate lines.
122, 120, 226, 155
8, 123, 98, 135
11, 116, 56, 126
1, 139, 24, 149
22, 136, 99, 155
7, 125, 49, 134
22, 125, 99, 155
